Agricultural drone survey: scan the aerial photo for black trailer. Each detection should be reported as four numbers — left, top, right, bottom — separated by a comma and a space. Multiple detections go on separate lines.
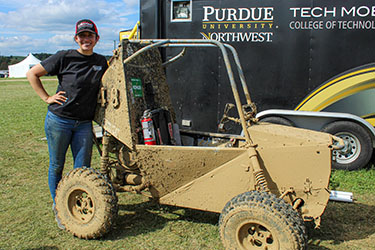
138, 0, 375, 170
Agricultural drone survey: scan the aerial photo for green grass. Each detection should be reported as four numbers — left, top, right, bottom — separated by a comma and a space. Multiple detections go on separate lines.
1, 78, 375, 250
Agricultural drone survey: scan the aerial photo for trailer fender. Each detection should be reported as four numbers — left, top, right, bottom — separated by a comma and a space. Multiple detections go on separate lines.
257, 109, 375, 170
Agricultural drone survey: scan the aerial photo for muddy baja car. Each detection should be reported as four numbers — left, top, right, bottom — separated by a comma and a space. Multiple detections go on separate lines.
55, 39, 342, 250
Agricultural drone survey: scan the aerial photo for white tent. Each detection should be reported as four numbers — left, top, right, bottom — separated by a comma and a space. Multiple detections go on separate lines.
8, 53, 41, 78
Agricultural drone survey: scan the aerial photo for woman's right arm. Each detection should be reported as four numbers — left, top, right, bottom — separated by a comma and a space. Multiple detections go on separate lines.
26, 63, 67, 105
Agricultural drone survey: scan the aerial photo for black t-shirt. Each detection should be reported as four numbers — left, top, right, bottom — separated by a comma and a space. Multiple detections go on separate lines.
41, 50, 108, 121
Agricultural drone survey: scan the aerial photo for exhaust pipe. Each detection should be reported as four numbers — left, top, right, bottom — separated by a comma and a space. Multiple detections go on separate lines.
329, 190, 353, 203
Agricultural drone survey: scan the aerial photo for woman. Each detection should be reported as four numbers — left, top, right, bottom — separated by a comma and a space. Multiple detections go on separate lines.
27, 19, 108, 229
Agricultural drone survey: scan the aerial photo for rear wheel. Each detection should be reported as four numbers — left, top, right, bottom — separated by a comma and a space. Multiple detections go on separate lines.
321, 121, 372, 170
55, 167, 118, 239
260, 116, 294, 126
219, 191, 306, 250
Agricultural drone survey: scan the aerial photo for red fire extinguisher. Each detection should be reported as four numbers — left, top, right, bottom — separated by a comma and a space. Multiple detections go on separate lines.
141, 110, 156, 145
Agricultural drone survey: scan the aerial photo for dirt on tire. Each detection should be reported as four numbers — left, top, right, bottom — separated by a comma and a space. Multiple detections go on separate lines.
55, 167, 118, 239
219, 191, 307, 250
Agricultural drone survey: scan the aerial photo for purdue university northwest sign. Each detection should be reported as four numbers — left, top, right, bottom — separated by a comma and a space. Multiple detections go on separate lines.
200, 6, 274, 43
200, 5, 375, 43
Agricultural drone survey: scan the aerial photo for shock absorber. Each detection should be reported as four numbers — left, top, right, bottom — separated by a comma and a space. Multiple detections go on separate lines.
100, 132, 110, 177
248, 147, 270, 192
254, 169, 269, 192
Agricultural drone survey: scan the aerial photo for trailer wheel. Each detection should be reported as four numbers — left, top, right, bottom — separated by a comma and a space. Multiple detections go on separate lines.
55, 167, 118, 239
260, 116, 294, 126
219, 191, 306, 250
321, 121, 372, 170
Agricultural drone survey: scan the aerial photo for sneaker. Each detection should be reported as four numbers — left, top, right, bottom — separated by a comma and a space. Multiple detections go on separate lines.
52, 203, 66, 230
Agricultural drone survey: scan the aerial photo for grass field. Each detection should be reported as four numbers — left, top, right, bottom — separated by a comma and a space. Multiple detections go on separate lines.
1, 78, 375, 250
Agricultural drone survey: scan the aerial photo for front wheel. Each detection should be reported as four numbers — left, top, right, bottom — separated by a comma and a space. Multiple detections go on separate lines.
55, 167, 118, 239
321, 121, 373, 170
219, 191, 306, 250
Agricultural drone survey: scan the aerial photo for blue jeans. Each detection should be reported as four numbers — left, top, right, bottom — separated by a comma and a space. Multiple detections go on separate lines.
45, 110, 93, 204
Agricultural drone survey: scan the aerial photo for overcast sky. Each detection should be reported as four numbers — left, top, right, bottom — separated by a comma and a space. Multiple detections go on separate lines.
0, 0, 139, 56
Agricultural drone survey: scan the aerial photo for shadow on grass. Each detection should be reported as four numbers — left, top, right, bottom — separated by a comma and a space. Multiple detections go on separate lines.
104, 199, 219, 241
308, 201, 375, 249
102, 196, 375, 249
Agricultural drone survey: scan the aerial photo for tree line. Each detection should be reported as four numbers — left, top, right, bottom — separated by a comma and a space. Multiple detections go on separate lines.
0, 53, 52, 70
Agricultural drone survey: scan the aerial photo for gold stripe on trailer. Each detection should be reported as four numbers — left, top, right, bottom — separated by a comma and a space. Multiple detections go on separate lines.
296, 67, 375, 111
362, 113, 375, 127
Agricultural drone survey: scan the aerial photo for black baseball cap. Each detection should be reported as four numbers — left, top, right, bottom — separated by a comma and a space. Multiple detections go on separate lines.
75, 19, 99, 36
